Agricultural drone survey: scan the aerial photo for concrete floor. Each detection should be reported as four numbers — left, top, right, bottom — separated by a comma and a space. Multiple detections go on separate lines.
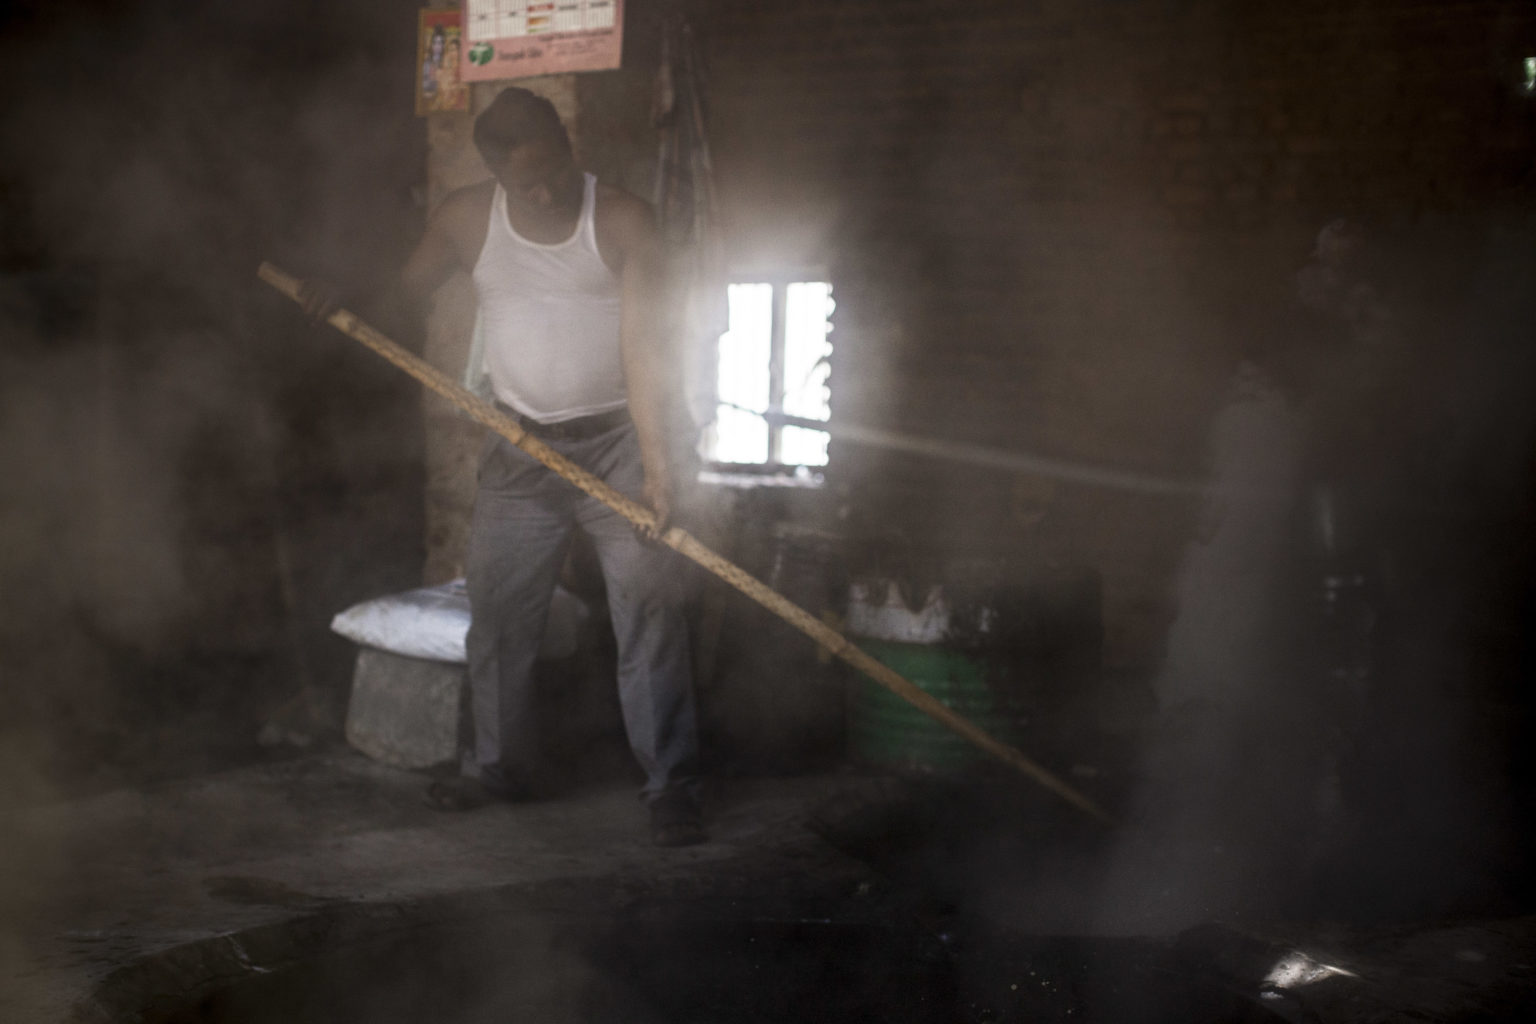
1, 750, 872, 1023
4, 747, 1535, 1023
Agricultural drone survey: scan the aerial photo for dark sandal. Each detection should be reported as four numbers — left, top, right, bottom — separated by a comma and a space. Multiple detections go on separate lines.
424, 776, 495, 812
650, 793, 707, 847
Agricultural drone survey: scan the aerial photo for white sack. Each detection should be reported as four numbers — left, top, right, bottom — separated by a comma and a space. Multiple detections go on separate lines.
330, 578, 586, 663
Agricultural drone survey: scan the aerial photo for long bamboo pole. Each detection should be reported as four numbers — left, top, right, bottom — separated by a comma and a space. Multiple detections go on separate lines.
257, 261, 1114, 825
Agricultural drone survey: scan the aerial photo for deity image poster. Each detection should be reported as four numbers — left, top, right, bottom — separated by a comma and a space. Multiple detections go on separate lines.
417, 9, 471, 116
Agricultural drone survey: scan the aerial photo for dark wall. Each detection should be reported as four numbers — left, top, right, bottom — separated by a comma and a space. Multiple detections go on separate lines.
698, 0, 1536, 670
0, 1, 428, 789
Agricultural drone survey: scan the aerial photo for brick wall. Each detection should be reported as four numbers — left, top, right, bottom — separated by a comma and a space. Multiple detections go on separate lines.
698, 0, 1536, 669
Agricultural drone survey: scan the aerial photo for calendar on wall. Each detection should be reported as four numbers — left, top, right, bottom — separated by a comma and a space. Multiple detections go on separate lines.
460, 0, 623, 81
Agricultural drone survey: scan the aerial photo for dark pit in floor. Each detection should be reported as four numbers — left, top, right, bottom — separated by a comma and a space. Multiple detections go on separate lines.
139, 906, 1286, 1024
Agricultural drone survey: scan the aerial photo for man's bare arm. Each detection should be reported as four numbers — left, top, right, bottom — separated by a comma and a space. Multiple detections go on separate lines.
606, 191, 676, 533
300, 186, 482, 322
401, 190, 478, 303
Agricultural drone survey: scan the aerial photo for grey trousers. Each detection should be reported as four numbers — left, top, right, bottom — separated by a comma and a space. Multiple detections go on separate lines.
464, 423, 699, 804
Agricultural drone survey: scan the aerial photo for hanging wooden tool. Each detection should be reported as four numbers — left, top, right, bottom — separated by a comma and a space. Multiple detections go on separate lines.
257, 261, 1113, 825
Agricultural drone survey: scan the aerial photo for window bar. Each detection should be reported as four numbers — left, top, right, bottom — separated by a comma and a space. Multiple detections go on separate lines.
766, 282, 787, 465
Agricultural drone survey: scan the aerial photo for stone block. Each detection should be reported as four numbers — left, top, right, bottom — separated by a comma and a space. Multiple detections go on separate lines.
345, 647, 465, 770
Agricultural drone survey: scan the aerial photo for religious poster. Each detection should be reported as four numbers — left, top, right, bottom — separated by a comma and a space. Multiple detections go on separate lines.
416, 9, 471, 116
460, 0, 624, 82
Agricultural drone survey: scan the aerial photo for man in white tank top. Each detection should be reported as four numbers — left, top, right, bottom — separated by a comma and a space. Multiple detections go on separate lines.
395, 88, 703, 845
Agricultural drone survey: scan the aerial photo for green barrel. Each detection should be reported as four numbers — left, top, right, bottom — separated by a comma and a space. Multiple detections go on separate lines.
848, 637, 1023, 774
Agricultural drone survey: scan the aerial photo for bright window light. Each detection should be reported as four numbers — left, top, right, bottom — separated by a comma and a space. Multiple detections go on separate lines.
706, 278, 834, 468
781, 281, 834, 465
713, 283, 772, 464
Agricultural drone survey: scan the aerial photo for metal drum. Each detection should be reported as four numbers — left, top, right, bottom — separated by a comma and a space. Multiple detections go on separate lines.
845, 566, 1101, 775
845, 577, 1020, 774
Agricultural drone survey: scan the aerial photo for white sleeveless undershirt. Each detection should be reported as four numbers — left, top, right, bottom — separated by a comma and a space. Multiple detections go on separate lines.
471, 173, 626, 423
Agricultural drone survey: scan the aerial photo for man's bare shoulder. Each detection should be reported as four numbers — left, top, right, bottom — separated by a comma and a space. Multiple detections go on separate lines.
594, 184, 657, 249
427, 180, 496, 266
434, 179, 496, 223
